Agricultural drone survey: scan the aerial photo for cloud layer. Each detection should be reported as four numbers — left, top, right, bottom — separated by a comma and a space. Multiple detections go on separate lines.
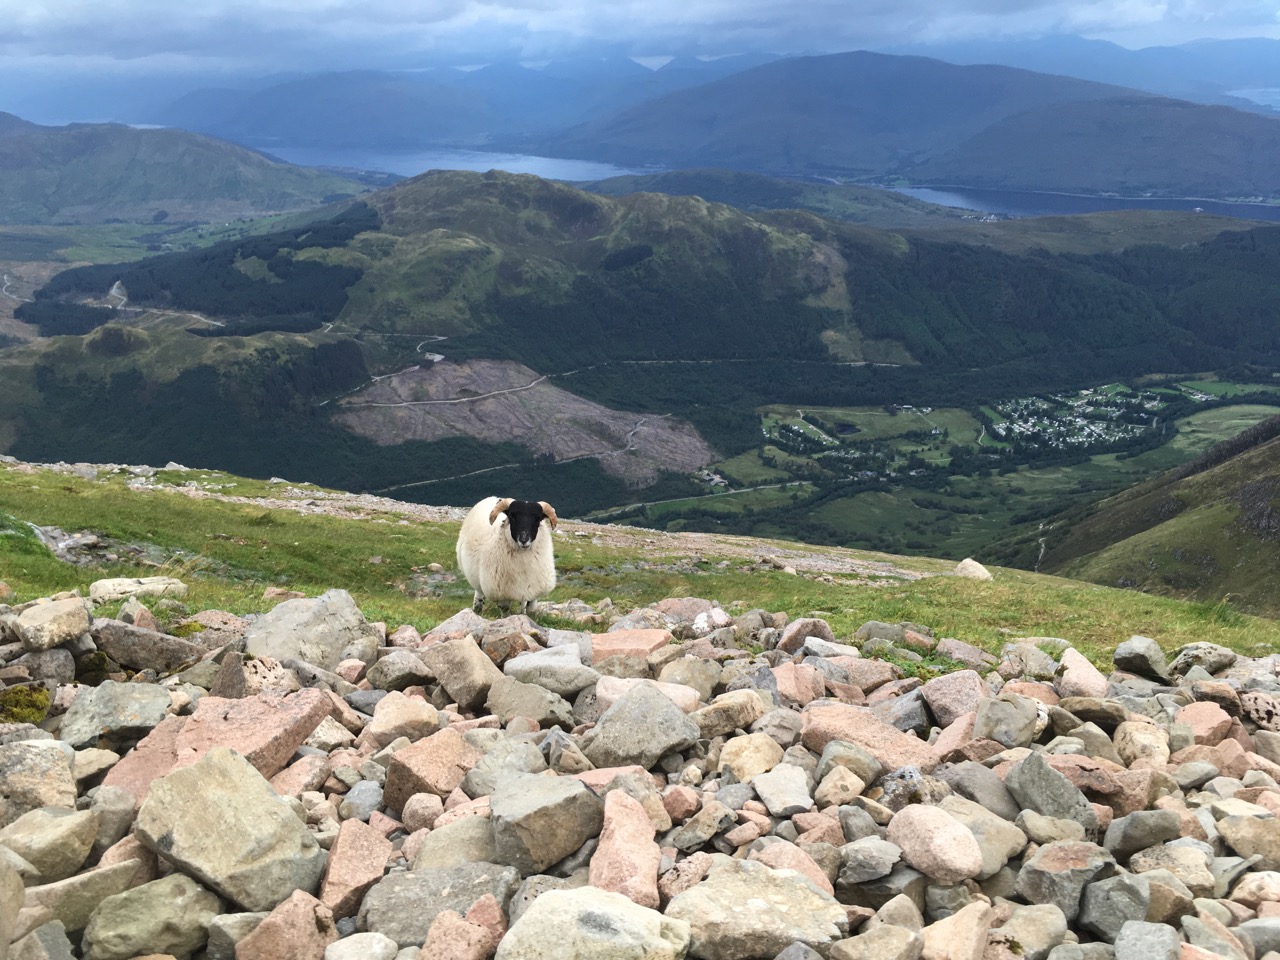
2, 0, 1278, 73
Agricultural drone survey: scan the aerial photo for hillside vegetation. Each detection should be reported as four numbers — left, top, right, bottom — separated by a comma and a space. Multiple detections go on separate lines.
0, 113, 369, 224
3, 457, 1278, 665
991, 414, 1280, 613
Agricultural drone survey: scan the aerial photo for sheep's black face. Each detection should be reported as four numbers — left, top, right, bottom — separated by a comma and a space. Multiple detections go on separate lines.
503, 500, 548, 549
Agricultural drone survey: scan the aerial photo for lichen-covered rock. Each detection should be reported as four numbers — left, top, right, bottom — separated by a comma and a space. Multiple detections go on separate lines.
135, 747, 325, 912
242, 589, 380, 670
496, 886, 690, 960
665, 858, 848, 959
80, 873, 222, 960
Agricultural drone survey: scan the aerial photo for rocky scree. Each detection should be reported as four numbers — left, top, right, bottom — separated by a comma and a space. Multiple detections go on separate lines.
3, 583, 1280, 959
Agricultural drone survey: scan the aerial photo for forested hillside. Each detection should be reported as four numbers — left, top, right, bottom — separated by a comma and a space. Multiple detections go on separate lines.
8, 170, 1280, 522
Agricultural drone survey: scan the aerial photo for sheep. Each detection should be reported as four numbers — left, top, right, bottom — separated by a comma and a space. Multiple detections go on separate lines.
455, 496, 558, 616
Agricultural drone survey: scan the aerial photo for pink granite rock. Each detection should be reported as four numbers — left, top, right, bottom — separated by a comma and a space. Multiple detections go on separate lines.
234, 890, 337, 960
383, 727, 484, 812
171, 688, 332, 779
101, 713, 187, 807
932, 711, 978, 760
837, 658, 901, 693
772, 662, 826, 707
1055, 649, 1109, 699
589, 790, 662, 908
662, 786, 701, 823
1177, 701, 1234, 747
417, 910, 500, 960
777, 618, 836, 654
320, 819, 394, 918
886, 804, 983, 884
403, 792, 446, 832
594, 677, 700, 713
590, 629, 674, 663
434, 796, 490, 829
364, 691, 441, 748
922, 670, 988, 728
269, 755, 330, 798
658, 850, 714, 902
801, 703, 939, 772
748, 840, 834, 895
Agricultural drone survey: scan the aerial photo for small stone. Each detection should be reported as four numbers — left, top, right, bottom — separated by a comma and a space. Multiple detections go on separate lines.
584, 684, 699, 770
886, 804, 982, 885
359, 862, 520, 948
0, 741, 77, 828
589, 789, 661, 908
320, 819, 393, 919
921, 900, 993, 960
1112, 637, 1170, 682
234, 890, 337, 960
243, 589, 380, 670
1055, 649, 1108, 699
0, 807, 97, 883
135, 747, 326, 912
1078, 872, 1150, 943
80, 873, 222, 960
1005, 752, 1098, 836
666, 857, 847, 959
921, 670, 987, 728
753, 763, 815, 818
496, 886, 689, 959
490, 772, 604, 875
323, 931, 399, 960
17, 599, 91, 653
1113, 920, 1180, 960
1014, 841, 1116, 922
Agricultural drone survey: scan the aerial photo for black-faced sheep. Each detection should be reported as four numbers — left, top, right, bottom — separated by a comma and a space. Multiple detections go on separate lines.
455, 496, 558, 615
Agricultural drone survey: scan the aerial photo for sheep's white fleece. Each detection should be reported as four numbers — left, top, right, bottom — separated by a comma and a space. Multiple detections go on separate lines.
455, 496, 556, 611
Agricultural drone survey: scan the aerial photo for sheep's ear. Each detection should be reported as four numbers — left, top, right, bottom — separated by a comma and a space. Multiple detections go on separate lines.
489, 498, 514, 525
538, 501, 559, 530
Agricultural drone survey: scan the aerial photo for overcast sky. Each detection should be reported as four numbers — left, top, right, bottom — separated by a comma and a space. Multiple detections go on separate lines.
2, 0, 1279, 75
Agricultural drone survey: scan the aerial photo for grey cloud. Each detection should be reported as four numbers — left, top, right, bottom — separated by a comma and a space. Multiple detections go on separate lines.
1, 0, 1278, 70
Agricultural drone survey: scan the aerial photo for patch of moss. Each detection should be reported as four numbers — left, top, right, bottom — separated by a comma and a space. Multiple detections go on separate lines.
75, 650, 121, 685
168, 621, 204, 639
0, 685, 51, 724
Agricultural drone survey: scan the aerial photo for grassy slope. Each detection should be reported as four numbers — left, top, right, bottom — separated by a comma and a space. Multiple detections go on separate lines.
2, 459, 1277, 667
1019, 414, 1280, 611
903, 209, 1267, 255
0, 121, 368, 224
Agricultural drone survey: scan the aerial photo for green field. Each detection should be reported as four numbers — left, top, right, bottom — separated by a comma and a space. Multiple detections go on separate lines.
1179, 379, 1280, 398
643, 396, 1280, 563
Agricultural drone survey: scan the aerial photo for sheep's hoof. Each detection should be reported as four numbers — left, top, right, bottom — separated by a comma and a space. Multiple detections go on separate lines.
522, 601, 536, 617
471, 594, 484, 614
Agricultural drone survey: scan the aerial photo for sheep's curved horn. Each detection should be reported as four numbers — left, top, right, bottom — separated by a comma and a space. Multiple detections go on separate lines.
489, 498, 514, 524
538, 501, 559, 530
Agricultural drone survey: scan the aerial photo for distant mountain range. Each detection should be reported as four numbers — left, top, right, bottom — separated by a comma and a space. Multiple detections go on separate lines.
526, 51, 1280, 199
0, 113, 374, 224
149, 54, 781, 150
882, 36, 1280, 111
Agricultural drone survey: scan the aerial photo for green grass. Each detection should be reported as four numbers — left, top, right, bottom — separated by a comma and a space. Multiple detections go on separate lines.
3, 460, 1279, 668
1179, 379, 1280, 398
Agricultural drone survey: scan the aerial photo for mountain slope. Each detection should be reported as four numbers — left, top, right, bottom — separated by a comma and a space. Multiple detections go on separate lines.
527, 51, 1280, 198
0, 117, 369, 224
532, 51, 1134, 176
993, 414, 1280, 614
911, 97, 1280, 198
881, 36, 1278, 110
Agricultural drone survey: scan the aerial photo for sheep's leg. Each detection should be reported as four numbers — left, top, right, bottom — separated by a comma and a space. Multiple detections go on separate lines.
521, 599, 536, 617
471, 591, 485, 614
